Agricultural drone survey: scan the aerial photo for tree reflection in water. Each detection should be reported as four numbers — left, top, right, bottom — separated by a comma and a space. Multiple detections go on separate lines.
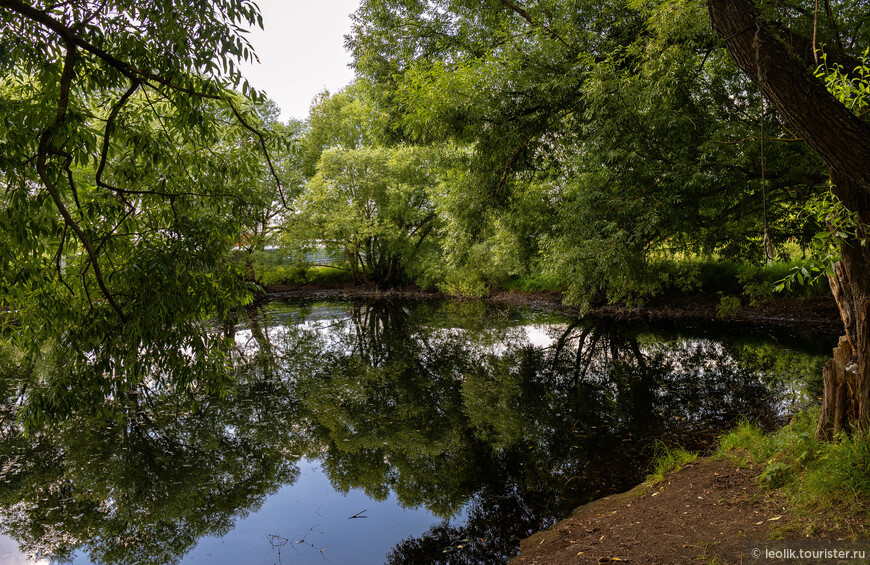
0, 300, 831, 564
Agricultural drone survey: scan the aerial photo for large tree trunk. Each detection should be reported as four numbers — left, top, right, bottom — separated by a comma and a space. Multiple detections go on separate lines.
819, 171, 870, 438
707, 0, 870, 438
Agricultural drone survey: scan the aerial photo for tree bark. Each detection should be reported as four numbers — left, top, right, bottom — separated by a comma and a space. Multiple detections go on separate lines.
707, 0, 870, 438
707, 0, 870, 185
818, 171, 870, 438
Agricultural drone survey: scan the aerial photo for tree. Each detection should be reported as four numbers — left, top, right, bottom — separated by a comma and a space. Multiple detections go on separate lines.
707, 0, 870, 438
232, 111, 305, 284
287, 88, 444, 287
0, 0, 279, 421
348, 0, 827, 303
296, 145, 441, 286
347, 0, 870, 438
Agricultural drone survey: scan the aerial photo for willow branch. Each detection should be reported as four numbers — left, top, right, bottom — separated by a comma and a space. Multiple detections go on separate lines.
54, 225, 74, 295
96, 79, 140, 188
35, 41, 126, 321
495, 0, 571, 50
1, 0, 284, 202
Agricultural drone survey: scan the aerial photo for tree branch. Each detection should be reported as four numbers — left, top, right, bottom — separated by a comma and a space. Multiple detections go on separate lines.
495, 0, 571, 50
36, 40, 127, 321
707, 0, 870, 187
96, 79, 140, 189
1, 0, 285, 202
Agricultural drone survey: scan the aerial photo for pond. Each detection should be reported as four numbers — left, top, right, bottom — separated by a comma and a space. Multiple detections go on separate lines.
0, 299, 836, 565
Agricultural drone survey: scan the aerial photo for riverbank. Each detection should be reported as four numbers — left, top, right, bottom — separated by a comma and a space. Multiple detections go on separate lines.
510, 413, 870, 564
263, 283, 842, 333
509, 456, 783, 565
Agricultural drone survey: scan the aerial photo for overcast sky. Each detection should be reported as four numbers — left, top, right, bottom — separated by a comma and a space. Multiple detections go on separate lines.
239, 0, 363, 121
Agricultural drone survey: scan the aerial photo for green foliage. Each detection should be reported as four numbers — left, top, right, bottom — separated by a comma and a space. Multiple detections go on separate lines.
769, 50, 870, 294
774, 193, 858, 292
285, 88, 450, 288
759, 461, 793, 488
716, 295, 742, 318
647, 442, 698, 484
346, 0, 828, 307
259, 264, 353, 286
503, 274, 564, 293
649, 257, 830, 299
292, 144, 443, 287
718, 417, 767, 454
815, 49, 870, 114
737, 267, 775, 306
492, 256, 831, 302
719, 410, 870, 534
300, 84, 391, 176
0, 1, 281, 422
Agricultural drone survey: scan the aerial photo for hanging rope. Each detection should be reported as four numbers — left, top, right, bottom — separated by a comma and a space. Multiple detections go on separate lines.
813, 0, 820, 66
755, 19, 775, 264
761, 98, 774, 264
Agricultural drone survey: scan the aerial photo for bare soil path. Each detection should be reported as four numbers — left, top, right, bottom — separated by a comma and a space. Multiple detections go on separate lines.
510, 457, 787, 565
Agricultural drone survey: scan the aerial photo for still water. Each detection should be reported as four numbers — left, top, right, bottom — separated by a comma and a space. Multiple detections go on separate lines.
0, 299, 835, 564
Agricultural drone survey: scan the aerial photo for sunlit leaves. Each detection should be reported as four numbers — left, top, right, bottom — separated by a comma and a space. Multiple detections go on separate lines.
349, 0, 829, 305
0, 0, 281, 423
815, 49, 870, 114
293, 143, 442, 286
285, 88, 447, 287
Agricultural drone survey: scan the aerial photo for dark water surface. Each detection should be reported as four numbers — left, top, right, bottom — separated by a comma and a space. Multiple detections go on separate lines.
0, 299, 836, 564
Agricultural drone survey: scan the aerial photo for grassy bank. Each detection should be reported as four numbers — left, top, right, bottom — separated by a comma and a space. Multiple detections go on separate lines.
647, 443, 698, 484
639, 409, 870, 545
645, 410, 866, 539
504, 258, 830, 301
258, 256, 831, 304
717, 409, 870, 538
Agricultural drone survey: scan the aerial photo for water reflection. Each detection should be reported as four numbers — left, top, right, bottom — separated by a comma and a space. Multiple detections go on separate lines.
0, 299, 832, 564
0, 533, 49, 565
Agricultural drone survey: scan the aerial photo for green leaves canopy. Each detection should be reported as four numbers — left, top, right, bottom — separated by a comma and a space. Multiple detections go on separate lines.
348, 0, 831, 305
295, 145, 441, 286
0, 0, 279, 422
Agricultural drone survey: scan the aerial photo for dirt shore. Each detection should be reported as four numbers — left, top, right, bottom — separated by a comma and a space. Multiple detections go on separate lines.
263, 283, 842, 334
509, 456, 790, 565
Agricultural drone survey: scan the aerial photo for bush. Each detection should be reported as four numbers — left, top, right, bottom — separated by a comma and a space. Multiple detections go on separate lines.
716, 294, 742, 318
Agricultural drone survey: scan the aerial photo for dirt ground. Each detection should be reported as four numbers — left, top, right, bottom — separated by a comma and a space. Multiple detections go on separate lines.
509, 457, 789, 565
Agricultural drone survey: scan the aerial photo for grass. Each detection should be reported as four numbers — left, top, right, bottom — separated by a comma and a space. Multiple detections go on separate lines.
647, 442, 698, 484
502, 256, 830, 302
643, 412, 870, 539
502, 273, 564, 293
260, 264, 352, 285
718, 410, 870, 537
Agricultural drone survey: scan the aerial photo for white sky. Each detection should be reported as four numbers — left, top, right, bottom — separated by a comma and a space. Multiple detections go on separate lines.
239, 0, 363, 122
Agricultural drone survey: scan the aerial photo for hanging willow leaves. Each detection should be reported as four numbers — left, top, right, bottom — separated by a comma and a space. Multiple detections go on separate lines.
0, 0, 283, 424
